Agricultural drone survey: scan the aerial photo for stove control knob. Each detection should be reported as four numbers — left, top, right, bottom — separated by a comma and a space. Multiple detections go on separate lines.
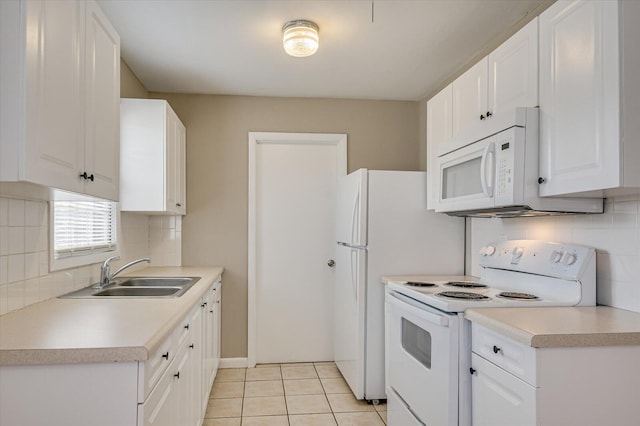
512, 247, 524, 259
485, 245, 496, 256
563, 253, 577, 265
550, 250, 563, 263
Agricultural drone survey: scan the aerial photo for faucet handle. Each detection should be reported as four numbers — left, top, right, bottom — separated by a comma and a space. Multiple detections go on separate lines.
103, 255, 121, 268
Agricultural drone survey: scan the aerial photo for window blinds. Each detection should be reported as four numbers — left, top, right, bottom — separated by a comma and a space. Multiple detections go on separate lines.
53, 201, 117, 259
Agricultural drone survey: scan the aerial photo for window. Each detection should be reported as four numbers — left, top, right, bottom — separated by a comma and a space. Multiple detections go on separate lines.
50, 199, 119, 271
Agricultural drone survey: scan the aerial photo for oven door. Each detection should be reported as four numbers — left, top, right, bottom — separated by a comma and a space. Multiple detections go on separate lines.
386, 291, 459, 426
435, 135, 497, 213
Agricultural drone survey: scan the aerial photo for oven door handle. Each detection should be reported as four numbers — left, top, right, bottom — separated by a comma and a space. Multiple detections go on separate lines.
388, 292, 450, 327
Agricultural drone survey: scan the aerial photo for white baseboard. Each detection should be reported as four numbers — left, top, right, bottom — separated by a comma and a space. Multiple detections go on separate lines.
219, 357, 248, 368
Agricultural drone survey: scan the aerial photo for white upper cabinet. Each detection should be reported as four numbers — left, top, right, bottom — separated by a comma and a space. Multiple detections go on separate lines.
84, 0, 121, 200
427, 18, 539, 209
0, 0, 120, 201
538, 0, 640, 197
431, 18, 539, 158
488, 18, 539, 116
426, 85, 452, 209
452, 58, 489, 138
120, 99, 187, 215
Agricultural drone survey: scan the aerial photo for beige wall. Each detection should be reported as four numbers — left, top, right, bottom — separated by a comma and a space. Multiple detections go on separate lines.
148, 93, 420, 357
120, 59, 149, 99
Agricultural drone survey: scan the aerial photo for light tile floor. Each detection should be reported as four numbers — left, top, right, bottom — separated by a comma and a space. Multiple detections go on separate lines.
205, 362, 387, 425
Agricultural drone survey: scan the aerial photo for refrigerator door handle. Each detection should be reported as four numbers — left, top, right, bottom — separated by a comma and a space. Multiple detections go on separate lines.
350, 190, 360, 246
350, 249, 358, 302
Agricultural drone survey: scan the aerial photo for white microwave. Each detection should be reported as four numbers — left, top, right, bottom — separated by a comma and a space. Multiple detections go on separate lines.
434, 108, 603, 217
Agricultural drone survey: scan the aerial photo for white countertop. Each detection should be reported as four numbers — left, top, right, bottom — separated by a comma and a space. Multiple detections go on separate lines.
0, 266, 223, 366
465, 306, 640, 348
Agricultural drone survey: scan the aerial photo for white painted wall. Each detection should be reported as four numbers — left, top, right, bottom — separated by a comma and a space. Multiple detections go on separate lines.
469, 195, 640, 313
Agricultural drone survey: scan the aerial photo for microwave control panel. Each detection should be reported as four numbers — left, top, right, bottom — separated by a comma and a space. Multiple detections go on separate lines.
494, 130, 515, 202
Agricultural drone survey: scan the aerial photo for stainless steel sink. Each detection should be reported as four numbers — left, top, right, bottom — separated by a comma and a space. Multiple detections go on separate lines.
113, 277, 195, 287
59, 277, 200, 299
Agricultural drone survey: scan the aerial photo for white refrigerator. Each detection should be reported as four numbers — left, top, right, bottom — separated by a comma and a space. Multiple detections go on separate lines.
334, 169, 465, 401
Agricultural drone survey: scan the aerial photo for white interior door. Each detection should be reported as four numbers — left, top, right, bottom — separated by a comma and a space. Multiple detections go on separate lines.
248, 132, 347, 365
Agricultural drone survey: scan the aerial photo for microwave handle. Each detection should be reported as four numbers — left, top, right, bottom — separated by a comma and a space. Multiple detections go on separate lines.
480, 142, 495, 197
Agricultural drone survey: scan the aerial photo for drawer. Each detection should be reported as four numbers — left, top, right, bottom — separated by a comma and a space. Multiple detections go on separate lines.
472, 323, 537, 386
471, 353, 537, 426
138, 331, 177, 402
137, 348, 180, 426
386, 387, 425, 426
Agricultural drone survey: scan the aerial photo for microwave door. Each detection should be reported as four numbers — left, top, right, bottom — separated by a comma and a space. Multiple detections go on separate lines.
435, 136, 497, 213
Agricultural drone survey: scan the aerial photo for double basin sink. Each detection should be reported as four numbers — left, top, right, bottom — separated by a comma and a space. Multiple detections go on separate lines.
60, 277, 200, 299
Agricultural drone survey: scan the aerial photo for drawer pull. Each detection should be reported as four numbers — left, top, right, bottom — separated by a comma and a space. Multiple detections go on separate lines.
469, 368, 477, 375
201, 302, 207, 308
184, 324, 190, 330
174, 372, 180, 380
189, 344, 195, 349
162, 352, 169, 360
493, 345, 502, 354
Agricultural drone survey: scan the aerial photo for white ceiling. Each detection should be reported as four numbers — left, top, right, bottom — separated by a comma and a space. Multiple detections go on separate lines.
97, 0, 546, 101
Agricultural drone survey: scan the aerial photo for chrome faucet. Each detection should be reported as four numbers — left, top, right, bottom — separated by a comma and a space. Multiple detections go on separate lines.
95, 256, 151, 289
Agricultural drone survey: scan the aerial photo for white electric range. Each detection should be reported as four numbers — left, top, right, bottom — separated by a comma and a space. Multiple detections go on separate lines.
384, 240, 596, 426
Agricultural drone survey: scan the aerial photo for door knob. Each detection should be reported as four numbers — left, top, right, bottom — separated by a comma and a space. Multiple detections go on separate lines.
327, 259, 335, 267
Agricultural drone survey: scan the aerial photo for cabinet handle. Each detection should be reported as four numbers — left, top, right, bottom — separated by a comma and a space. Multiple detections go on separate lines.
201, 302, 207, 308
80, 172, 95, 182
174, 372, 180, 379
486, 111, 492, 118
184, 324, 190, 330
209, 310, 214, 313
189, 344, 195, 349
538, 177, 546, 184
480, 114, 485, 120
176, 203, 182, 207
493, 345, 502, 354
162, 352, 169, 359
469, 367, 477, 375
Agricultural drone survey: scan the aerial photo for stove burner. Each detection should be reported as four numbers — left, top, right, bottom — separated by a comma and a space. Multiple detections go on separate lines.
497, 292, 540, 301
445, 281, 488, 289
405, 281, 437, 287
436, 291, 491, 301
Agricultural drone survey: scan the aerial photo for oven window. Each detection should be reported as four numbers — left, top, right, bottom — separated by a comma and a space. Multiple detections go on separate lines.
442, 157, 483, 199
401, 318, 432, 369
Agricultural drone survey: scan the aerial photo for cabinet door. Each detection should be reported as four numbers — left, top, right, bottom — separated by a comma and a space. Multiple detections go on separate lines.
452, 58, 488, 138
23, 0, 85, 194
188, 304, 204, 426
426, 85, 452, 209
488, 18, 538, 115
471, 354, 536, 426
175, 119, 187, 215
165, 107, 180, 213
84, 0, 120, 200
539, 0, 620, 196
138, 362, 179, 426
174, 346, 191, 426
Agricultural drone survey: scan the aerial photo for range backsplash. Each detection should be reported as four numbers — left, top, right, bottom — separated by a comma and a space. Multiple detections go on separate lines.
469, 195, 640, 313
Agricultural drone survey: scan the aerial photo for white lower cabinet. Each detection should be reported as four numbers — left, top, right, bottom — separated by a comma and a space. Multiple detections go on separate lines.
139, 282, 221, 426
202, 278, 222, 414
471, 353, 536, 426
138, 357, 179, 426
470, 323, 640, 426
0, 277, 222, 426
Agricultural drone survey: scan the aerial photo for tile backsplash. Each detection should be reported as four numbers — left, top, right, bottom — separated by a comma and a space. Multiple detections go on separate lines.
0, 196, 182, 315
469, 196, 640, 313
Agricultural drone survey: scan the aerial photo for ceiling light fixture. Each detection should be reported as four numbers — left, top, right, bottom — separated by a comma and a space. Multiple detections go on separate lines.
282, 20, 319, 57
